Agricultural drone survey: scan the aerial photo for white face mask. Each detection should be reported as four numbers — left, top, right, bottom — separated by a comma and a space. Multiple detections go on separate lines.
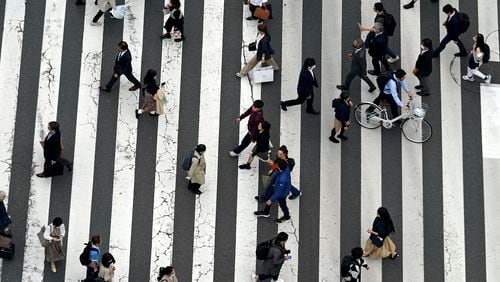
420, 45, 426, 51
309, 65, 316, 71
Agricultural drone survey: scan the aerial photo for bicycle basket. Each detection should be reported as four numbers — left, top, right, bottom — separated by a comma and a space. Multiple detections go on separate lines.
412, 103, 428, 119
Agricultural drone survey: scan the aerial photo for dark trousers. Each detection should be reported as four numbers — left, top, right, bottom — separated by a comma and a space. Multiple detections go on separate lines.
372, 56, 391, 74
233, 132, 252, 154
263, 197, 289, 217
373, 93, 399, 118
418, 75, 430, 94
188, 181, 201, 193
105, 71, 141, 90
43, 157, 71, 172
386, 47, 397, 58
164, 17, 184, 34
344, 71, 376, 90
282, 95, 314, 112
433, 34, 466, 56
258, 274, 279, 280
85, 266, 98, 281
92, 8, 111, 23
259, 172, 300, 201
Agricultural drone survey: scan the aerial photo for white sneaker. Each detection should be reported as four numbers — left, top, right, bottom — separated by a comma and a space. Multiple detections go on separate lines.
387, 55, 400, 63
251, 274, 259, 281
229, 151, 239, 157
462, 75, 474, 82
235, 72, 244, 78
90, 21, 102, 26
484, 74, 492, 84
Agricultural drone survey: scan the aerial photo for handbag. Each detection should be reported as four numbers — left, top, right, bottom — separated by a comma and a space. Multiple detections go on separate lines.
253, 65, 274, 83
37, 226, 50, 248
248, 41, 257, 51
369, 234, 384, 248
110, 5, 128, 19
253, 6, 270, 21
261, 174, 270, 187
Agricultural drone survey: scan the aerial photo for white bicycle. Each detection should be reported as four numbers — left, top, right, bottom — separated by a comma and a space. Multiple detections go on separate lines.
354, 97, 433, 143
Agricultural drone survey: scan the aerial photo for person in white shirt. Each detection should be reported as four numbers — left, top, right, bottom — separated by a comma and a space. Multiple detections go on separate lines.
462, 33, 492, 84
43, 217, 66, 273
372, 69, 412, 119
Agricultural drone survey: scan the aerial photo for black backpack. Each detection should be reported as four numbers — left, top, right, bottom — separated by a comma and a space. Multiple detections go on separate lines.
256, 238, 274, 260
332, 98, 341, 109
383, 13, 397, 36
458, 12, 470, 34
340, 255, 355, 277
376, 72, 395, 93
482, 44, 490, 64
79, 242, 98, 266
181, 150, 196, 171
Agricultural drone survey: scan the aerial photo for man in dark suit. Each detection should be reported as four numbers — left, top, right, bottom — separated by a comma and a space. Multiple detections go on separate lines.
337, 39, 376, 92
36, 121, 72, 178
413, 38, 433, 96
432, 4, 467, 57
100, 41, 142, 92
280, 57, 320, 114
366, 23, 390, 76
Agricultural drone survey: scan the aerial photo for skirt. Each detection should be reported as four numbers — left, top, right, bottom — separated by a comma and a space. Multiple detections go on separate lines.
364, 236, 396, 259
45, 241, 65, 262
141, 93, 156, 112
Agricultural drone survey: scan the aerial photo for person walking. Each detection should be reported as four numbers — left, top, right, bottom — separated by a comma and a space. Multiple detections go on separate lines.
281, 57, 320, 114
90, 0, 116, 26
372, 69, 412, 119
341, 247, 369, 282
254, 159, 291, 223
157, 266, 178, 282
462, 33, 492, 84
135, 69, 160, 118
256, 145, 302, 202
432, 4, 467, 57
413, 38, 433, 96
100, 41, 142, 92
252, 232, 290, 281
161, 0, 185, 42
229, 100, 264, 157
403, 0, 438, 9
236, 24, 279, 77
330, 91, 352, 143
98, 252, 116, 281
246, 0, 268, 21
187, 144, 207, 195
36, 121, 72, 178
363, 207, 399, 259
239, 121, 271, 169
365, 23, 391, 76
337, 39, 376, 93
43, 217, 66, 273
85, 235, 101, 281
0, 191, 11, 234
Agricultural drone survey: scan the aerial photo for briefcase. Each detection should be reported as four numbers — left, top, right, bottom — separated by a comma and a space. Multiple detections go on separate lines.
44, 161, 64, 177
253, 7, 270, 21
0, 234, 15, 259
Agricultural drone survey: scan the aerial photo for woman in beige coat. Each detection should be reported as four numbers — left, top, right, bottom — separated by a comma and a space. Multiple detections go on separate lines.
91, 0, 116, 26
187, 144, 206, 195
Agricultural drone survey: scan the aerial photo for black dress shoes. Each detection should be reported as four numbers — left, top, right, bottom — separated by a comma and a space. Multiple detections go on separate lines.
367, 70, 381, 76
454, 52, 467, 57
368, 86, 377, 93
100, 86, 111, 92
336, 85, 347, 90
280, 102, 287, 111
75, 0, 86, 5
403, 0, 415, 9
306, 110, 320, 115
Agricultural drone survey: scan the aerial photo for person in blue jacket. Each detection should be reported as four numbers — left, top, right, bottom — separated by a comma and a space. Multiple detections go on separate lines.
254, 159, 291, 223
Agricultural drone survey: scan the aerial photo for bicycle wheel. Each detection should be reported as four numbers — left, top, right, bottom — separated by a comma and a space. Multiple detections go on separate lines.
401, 118, 432, 143
354, 103, 383, 129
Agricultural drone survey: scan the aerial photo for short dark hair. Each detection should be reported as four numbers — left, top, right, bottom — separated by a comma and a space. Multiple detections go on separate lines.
52, 217, 63, 226
276, 158, 287, 171
48, 121, 59, 131
278, 145, 288, 155
91, 235, 101, 245
340, 91, 350, 100
395, 69, 407, 79
118, 41, 128, 50
303, 57, 316, 69
442, 4, 453, 14
374, 2, 384, 12
276, 232, 289, 242
351, 247, 364, 259
158, 266, 174, 280
422, 38, 433, 49
260, 121, 271, 131
195, 144, 206, 153
253, 99, 264, 108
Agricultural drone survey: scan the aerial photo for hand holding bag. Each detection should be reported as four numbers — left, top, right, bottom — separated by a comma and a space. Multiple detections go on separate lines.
37, 226, 50, 248
253, 65, 274, 83
248, 41, 257, 51
110, 5, 128, 19
253, 6, 270, 21
369, 233, 384, 248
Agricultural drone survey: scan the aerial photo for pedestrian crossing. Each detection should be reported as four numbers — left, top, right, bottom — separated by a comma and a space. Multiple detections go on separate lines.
0, 0, 499, 281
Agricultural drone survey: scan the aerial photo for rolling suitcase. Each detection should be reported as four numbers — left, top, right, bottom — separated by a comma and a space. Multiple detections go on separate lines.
0, 233, 15, 259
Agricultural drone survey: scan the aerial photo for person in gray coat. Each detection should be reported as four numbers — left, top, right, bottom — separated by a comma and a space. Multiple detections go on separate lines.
337, 39, 376, 93
253, 232, 289, 281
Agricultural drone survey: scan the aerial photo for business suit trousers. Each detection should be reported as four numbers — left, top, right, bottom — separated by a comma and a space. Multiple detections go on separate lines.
263, 197, 289, 217
372, 56, 391, 74
233, 132, 252, 154
105, 71, 141, 90
433, 34, 466, 56
282, 95, 314, 112
373, 93, 399, 118
344, 71, 376, 90
240, 55, 279, 76
418, 75, 430, 94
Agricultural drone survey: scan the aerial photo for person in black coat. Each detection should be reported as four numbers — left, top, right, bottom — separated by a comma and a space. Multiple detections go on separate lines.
36, 121, 72, 178
366, 23, 390, 76
337, 39, 376, 92
330, 91, 352, 143
100, 41, 142, 92
160, 0, 185, 42
413, 38, 433, 96
280, 57, 320, 114
0, 191, 11, 234
432, 4, 467, 57
236, 24, 279, 77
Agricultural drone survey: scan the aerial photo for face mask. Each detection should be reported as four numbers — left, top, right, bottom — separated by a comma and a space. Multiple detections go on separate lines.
420, 45, 426, 50
353, 44, 357, 48
310, 65, 316, 70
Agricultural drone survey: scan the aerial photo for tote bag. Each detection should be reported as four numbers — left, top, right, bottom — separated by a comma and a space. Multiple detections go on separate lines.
253, 66, 274, 83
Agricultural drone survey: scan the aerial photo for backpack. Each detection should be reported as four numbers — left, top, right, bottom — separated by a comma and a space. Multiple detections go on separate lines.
256, 238, 274, 260
482, 44, 490, 64
340, 255, 355, 277
181, 150, 196, 171
383, 13, 397, 36
79, 242, 98, 266
332, 98, 341, 109
376, 72, 395, 93
458, 12, 470, 34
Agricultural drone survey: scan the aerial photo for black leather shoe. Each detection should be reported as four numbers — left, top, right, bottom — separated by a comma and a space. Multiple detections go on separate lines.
280, 102, 287, 111
368, 87, 377, 93
329, 136, 339, 143
75, 0, 86, 5
336, 85, 347, 90
338, 135, 348, 140
306, 110, 320, 115
100, 86, 110, 92
416, 91, 430, 96
454, 52, 467, 57
403, 0, 415, 9
415, 85, 423, 90
36, 173, 46, 178
367, 70, 381, 76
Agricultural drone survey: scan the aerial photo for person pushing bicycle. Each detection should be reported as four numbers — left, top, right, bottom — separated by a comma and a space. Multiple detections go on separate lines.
373, 69, 413, 119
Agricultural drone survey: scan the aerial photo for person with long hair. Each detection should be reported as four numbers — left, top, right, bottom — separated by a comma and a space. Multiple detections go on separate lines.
462, 33, 492, 84
363, 207, 399, 259
136, 69, 160, 118
236, 24, 279, 77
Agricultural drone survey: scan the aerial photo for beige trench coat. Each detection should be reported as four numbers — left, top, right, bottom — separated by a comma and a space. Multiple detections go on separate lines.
154, 88, 166, 115
188, 151, 206, 185
99, 0, 116, 11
